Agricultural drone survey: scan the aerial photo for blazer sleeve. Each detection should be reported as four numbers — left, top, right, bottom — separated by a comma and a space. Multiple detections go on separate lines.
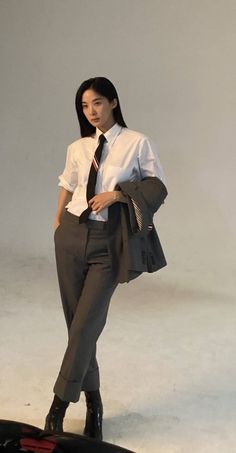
118, 177, 168, 218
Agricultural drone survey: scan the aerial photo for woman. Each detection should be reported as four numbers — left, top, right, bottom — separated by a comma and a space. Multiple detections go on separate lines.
44, 77, 167, 440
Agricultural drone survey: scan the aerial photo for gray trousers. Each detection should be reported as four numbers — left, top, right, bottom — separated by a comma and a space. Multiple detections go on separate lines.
53, 210, 119, 403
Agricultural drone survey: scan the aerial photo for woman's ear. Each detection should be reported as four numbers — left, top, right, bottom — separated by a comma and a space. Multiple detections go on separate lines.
111, 98, 118, 109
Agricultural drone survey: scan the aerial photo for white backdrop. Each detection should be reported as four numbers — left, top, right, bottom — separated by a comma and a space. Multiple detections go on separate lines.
1, 0, 235, 294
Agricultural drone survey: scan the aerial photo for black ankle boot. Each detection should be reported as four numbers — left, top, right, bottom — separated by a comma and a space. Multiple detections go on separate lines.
44, 395, 69, 433
83, 390, 103, 441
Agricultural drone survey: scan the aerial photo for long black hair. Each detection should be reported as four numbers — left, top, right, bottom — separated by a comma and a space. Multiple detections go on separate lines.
75, 77, 127, 137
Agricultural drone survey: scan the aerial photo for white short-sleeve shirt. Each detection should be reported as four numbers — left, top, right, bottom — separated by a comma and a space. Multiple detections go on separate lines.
58, 122, 165, 221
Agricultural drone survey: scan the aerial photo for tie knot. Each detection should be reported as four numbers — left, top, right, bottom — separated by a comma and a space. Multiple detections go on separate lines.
99, 134, 106, 145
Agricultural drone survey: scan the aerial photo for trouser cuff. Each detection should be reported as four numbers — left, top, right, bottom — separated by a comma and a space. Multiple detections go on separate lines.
53, 368, 100, 403
54, 373, 81, 403
81, 367, 100, 392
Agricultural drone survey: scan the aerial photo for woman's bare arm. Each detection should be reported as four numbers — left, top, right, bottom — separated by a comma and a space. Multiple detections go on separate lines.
54, 188, 126, 227
54, 187, 73, 230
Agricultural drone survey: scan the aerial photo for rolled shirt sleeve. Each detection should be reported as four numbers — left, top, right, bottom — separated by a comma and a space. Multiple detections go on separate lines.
138, 136, 166, 184
58, 144, 78, 192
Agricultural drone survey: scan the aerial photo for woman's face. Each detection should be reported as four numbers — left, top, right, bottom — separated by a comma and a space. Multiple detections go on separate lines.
81, 89, 117, 133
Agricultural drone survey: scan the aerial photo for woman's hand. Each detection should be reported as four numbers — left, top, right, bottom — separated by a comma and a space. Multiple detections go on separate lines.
88, 191, 119, 214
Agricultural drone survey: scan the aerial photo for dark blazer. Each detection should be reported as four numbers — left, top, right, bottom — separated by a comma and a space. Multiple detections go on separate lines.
107, 176, 168, 283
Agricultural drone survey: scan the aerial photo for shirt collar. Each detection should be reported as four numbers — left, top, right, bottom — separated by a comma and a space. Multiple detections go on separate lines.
95, 122, 122, 146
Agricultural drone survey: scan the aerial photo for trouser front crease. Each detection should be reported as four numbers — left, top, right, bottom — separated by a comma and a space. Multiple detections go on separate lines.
53, 213, 118, 403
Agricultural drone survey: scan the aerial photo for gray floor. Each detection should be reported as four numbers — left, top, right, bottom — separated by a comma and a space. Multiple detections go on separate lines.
0, 251, 235, 453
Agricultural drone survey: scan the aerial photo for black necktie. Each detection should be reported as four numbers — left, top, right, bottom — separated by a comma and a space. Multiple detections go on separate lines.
79, 134, 107, 223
